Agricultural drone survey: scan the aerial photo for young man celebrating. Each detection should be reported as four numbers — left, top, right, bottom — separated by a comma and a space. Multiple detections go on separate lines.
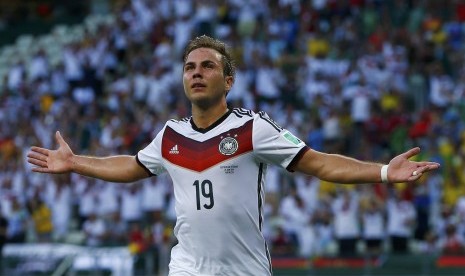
28, 35, 440, 275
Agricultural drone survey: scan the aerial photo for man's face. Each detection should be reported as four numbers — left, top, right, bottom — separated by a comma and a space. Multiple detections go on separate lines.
183, 47, 233, 108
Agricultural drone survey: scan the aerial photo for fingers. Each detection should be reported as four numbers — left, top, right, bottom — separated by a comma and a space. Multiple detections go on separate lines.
27, 150, 49, 168
401, 147, 421, 159
29, 146, 49, 156
407, 164, 440, 182
27, 150, 47, 160
412, 163, 441, 174
27, 147, 50, 170
408, 166, 426, 181
407, 173, 422, 182
28, 157, 48, 168
28, 130, 69, 174
424, 163, 441, 171
422, 164, 441, 172
414, 161, 441, 168
31, 167, 53, 173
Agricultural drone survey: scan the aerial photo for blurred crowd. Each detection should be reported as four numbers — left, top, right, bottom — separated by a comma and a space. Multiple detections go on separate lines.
1, 0, 465, 261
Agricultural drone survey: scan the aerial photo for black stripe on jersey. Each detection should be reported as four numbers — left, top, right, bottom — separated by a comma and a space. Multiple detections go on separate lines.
286, 146, 310, 172
257, 163, 272, 274
135, 154, 156, 177
170, 117, 191, 123
258, 111, 283, 132
265, 241, 273, 275
169, 117, 191, 123
257, 163, 264, 231
231, 108, 253, 118
231, 110, 243, 118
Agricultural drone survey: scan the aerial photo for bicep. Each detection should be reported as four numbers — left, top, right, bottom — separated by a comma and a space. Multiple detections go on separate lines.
129, 155, 153, 180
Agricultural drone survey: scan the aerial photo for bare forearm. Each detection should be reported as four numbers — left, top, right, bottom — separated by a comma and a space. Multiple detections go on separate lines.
314, 153, 383, 183
294, 150, 383, 184
70, 155, 148, 183
294, 147, 440, 184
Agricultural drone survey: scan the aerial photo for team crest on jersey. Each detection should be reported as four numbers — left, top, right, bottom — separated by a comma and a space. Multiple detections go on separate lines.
219, 136, 238, 156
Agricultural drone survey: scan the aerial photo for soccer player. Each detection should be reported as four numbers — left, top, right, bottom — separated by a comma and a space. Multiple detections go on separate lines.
27, 35, 440, 275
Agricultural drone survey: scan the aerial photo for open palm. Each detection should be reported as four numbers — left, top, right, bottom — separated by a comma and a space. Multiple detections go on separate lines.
387, 147, 440, 182
27, 131, 74, 174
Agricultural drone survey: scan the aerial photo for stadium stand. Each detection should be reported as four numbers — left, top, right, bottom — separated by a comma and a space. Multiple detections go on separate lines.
1, 0, 465, 275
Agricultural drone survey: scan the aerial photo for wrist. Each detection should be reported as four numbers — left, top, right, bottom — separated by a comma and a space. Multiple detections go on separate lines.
381, 164, 389, 183
68, 154, 78, 173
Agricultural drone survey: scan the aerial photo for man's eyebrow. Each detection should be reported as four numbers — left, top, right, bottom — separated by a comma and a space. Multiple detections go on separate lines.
184, 59, 218, 66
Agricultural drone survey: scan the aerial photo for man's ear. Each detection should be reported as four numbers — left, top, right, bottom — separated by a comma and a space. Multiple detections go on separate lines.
225, 76, 234, 92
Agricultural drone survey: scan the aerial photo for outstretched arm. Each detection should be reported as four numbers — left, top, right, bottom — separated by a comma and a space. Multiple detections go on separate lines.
27, 131, 150, 183
291, 147, 440, 184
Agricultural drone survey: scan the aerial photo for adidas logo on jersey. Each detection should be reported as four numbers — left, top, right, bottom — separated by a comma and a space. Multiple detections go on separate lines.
169, 145, 179, 154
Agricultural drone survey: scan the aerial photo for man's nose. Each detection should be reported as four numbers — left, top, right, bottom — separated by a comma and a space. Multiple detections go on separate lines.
192, 66, 203, 78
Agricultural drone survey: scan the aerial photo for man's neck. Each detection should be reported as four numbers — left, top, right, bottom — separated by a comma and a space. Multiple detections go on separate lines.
191, 103, 229, 129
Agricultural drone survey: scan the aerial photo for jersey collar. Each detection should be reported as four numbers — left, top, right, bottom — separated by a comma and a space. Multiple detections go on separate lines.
190, 109, 232, 133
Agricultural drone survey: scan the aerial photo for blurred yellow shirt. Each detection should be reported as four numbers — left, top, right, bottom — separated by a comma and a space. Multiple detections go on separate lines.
308, 38, 330, 57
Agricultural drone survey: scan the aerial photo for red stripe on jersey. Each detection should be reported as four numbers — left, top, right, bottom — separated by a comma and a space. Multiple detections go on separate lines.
162, 120, 253, 172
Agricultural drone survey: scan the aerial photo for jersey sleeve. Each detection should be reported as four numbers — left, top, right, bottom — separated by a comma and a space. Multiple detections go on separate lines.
252, 112, 309, 170
136, 126, 167, 176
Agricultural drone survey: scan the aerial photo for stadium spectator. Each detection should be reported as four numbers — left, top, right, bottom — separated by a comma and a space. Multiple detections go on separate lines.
5, 196, 27, 243
413, 184, 432, 242
27, 193, 53, 243
310, 197, 334, 256
105, 211, 128, 247
0, 204, 8, 259
28, 49, 50, 82
120, 184, 143, 225
46, 179, 72, 242
361, 195, 386, 256
387, 188, 417, 253
97, 180, 120, 220
295, 174, 320, 215
270, 225, 296, 257
141, 177, 167, 225
128, 221, 150, 255
437, 223, 465, 255
76, 178, 98, 228
331, 188, 360, 256
82, 212, 106, 247
279, 184, 314, 256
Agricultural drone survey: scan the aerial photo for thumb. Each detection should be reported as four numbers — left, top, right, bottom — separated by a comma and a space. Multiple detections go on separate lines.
55, 131, 67, 147
400, 147, 420, 160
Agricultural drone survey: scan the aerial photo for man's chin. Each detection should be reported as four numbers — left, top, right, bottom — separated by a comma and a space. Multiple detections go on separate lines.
191, 98, 214, 109
189, 95, 223, 110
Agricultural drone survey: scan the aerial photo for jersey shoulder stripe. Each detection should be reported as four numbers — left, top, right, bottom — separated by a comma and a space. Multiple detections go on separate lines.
169, 117, 191, 123
232, 108, 254, 118
257, 111, 283, 132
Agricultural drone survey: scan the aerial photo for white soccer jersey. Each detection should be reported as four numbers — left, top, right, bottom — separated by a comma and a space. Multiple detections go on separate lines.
137, 108, 308, 276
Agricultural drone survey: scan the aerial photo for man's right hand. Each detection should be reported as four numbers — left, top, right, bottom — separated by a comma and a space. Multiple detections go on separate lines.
27, 131, 74, 174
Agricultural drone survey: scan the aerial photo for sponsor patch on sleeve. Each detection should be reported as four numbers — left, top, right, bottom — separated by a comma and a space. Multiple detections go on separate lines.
282, 130, 303, 145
